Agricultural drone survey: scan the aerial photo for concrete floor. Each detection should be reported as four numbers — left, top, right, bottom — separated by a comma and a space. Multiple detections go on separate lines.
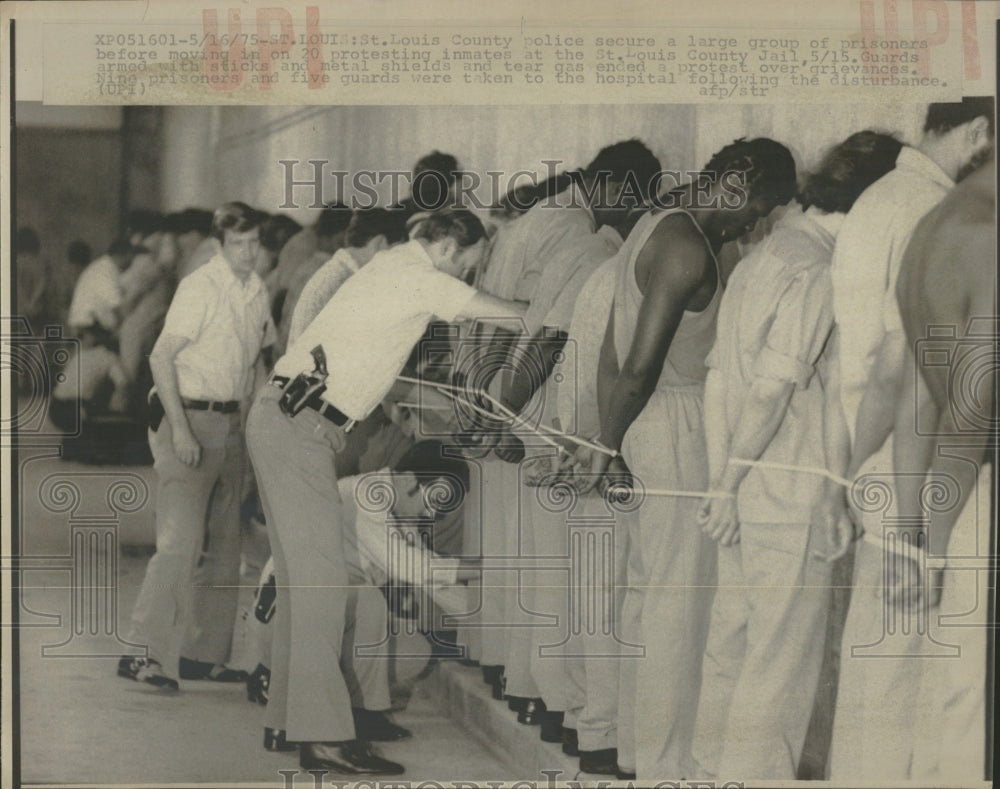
13, 448, 509, 785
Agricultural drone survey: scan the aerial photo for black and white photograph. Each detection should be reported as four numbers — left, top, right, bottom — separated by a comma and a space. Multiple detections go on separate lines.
2, 2, 997, 788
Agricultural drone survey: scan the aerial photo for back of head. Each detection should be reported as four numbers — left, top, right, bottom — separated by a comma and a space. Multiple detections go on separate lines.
260, 213, 304, 254
394, 439, 471, 509
583, 139, 662, 201
703, 137, 798, 207
798, 130, 904, 214
414, 150, 462, 183
125, 209, 164, 240
211, 201, 265, 242
313, 202, 353, 240
925, 97, 995, 137
16, 226, 40, 257
345, 207, 409, 248
177, 207, 214, 237
409, 209, 487, 248
67, 240, 91, 267
107, 236, 133, 258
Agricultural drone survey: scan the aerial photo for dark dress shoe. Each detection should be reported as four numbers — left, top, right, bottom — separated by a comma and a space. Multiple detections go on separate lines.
538, 710, 564, 743
481, 664, 503, 685
561, 726, 579, 756
579, 747, 619, 775
299, 741, 405, 775
506, 695, 529, 713
247, 664, 270, 705
352, 709, 412, 742
263, 727, 297, 752
616, 767, 637, 780
179, 657, 213, 679
517, 697, 547, 725
205, 665, 249, 682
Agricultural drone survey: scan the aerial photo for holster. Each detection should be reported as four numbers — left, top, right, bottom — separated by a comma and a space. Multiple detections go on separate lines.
278, 344, 330, 417
254, 572, 277, 624
147, 390, 165, 433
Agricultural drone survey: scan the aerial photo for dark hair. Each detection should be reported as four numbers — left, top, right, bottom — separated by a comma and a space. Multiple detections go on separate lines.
703, 137, 798, 206
798, 131, 904, 213
345, 207, 409, 248
414, 150, 461, 184
124, 209, 163, 239
410, 209, 487, 248
924, 97, 995, 136
16, 227, 40, 256
499, 172, 575, 215
394, 439, 471, 509
107, 237, 133, 257
211, 201, 265, 242
67, 240, 91, 267
314, 202, 353, 240
176, 208, 213, 237
260, 213, 303, 253
583, 138, 662, 201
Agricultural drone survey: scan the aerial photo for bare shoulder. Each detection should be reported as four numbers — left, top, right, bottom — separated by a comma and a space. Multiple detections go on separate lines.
636, 211, 714, 290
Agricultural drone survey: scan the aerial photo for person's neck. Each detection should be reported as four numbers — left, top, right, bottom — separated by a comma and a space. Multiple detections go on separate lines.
916, 135, 960, 181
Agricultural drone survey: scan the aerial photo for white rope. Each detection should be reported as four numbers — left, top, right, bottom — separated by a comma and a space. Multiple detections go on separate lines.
728, 458, 852, 488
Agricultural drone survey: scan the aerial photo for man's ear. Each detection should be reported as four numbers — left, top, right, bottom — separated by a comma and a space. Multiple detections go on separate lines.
968, 116, 992, 145
397, 470, 420, 495
369, 234, 388, 253
437, 236, 458, 261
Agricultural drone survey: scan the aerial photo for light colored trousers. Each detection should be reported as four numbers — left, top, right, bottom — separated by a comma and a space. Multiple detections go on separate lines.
693, 521, 830, 779
128, 408, 244, 679
620, 387, 718, 779
245, 385, 355, 742
832, 460, 992, 783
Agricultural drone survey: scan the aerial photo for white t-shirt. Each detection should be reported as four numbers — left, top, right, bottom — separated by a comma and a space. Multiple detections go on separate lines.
274, 240, 477, 421
157, 253, 274, 401
66, 255, 122, 331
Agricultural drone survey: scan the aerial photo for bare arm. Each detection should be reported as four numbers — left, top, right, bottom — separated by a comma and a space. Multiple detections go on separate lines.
847, 327, 906, 478
600, 222, 711, 454
149, 332, 200, 466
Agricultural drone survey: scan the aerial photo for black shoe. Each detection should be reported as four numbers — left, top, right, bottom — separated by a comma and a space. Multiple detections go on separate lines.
181, 657, 248, 682
117, 656, 179, 691
247, 663, 270, 705
506, 695, 529, 713
561, 726, 579, 756
299, 740, 404, 775
579, 747, 619, 775
481, 664, 503, 685
352, 709, 412, 742
538, 710, 564, 743
264, 728, 297, 752
517, 697, 547, 725
616, 767, 637, 780
179, 657, 213, 680
491, 673, 506, 700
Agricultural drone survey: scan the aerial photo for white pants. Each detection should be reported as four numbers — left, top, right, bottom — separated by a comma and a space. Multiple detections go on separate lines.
693, 521, 830, 779
622, 387, 717, 779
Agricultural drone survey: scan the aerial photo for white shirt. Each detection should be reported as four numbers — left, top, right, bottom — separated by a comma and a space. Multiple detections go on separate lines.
274, 240, 477, 421
479, 184, 596, 301
156, 253, 274, 401
338, 473, 464, 613
706, 206, 839, 523
288, 247, 361, 345
67, 255, 122, 330
830, 146, 953, 441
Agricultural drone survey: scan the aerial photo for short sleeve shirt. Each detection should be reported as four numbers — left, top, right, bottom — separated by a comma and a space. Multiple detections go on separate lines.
706, 206, 838, 523
156, 253, 274, 401
67, 256, 122, 330
274, 240, 477, 421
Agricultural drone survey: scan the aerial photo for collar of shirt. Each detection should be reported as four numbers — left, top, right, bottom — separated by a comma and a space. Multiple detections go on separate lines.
204, 252, 265, 304
332, 246, 361, 273
403, 238, 437, 269
803, 206, 845, 245
896, 145, 954, 191
564, 181, 598, 229
596, 223, 623, 245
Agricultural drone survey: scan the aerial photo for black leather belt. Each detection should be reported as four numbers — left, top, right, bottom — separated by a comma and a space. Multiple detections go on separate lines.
269, 375, 352, 428
182, 397, 240, 414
